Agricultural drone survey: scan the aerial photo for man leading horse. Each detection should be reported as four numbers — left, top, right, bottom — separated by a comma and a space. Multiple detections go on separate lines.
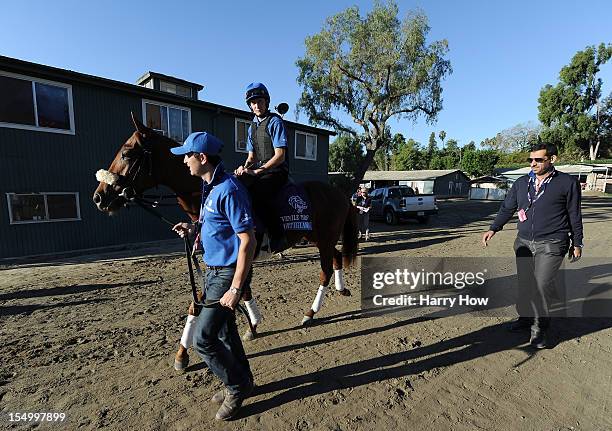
171, 132, 256, 421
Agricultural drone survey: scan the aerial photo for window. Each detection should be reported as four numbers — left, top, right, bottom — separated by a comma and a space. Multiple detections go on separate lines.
160, 81, 191, 98
7, 193, 81, 224
295, 131, 317, 161
235, 118, 252, 153
0, 71, 74, 134
142, 100, 191, 142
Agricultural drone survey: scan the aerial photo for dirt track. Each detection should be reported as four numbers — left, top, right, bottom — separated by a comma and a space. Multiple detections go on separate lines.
1, 197, 611, 430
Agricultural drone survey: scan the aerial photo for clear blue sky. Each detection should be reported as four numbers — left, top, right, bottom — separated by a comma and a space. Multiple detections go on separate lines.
1, 0, 611, 148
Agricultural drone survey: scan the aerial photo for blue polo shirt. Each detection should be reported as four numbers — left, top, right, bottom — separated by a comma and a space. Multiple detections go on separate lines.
199, 164, 254, 267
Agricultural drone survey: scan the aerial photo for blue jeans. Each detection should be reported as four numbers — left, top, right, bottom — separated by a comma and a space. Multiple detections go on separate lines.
192, 267, 252, 395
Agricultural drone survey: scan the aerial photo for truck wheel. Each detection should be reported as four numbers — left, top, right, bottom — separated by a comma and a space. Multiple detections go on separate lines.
384, 209, 397, 225
417, 216, 429, 224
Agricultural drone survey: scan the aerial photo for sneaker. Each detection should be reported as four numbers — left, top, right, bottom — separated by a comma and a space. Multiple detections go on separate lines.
214, 380, 254, 421
508, 317, 532, 332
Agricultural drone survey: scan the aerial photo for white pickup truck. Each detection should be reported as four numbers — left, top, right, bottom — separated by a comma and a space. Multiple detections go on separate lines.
369, 186, 438, 224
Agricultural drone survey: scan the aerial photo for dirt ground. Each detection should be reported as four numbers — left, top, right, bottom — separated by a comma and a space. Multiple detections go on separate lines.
1, 197, 611, 431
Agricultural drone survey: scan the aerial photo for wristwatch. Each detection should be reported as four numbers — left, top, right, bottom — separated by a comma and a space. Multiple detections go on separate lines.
229, 287, 241, 296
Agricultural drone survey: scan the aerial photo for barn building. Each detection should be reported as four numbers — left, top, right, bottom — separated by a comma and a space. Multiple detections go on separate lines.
0, 55, 332, 258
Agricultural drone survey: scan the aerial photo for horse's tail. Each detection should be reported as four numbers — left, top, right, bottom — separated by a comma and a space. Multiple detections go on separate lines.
342, 203, 359, 267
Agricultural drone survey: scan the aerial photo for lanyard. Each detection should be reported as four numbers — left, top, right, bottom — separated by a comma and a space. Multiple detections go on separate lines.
525, 170, 554, 210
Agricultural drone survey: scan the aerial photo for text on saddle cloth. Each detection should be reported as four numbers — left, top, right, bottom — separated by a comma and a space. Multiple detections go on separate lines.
277, 183, 313, 231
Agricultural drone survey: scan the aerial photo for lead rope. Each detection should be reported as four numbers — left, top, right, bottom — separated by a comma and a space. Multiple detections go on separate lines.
124, 192, 254, 331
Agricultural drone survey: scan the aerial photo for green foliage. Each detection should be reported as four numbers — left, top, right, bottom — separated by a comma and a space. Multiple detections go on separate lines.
538, 43, 612, 160
374, 132, 404, 170
461, 149, 499, 177
438, 130, 446, 146
391, 138, 427, 170
328, 135, 365, 172
296, 0, 452, 190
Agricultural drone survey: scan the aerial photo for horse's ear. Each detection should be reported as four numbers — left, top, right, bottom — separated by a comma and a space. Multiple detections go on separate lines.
131, 111, 147, 134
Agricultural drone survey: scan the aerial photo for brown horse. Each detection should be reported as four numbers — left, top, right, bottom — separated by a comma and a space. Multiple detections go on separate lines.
93, 115, 358, 368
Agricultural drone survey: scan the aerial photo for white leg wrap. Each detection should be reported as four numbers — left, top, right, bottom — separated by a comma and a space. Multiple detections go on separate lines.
244, 298, 263, 325
180, 315, 197, 349
311, 285, 328, 313
334, 269, 345, 291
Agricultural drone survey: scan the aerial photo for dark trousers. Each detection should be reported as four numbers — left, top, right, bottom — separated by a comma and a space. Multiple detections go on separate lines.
192, 267, 252, 395
514, 236, 569, 329
249, 169, 288, 239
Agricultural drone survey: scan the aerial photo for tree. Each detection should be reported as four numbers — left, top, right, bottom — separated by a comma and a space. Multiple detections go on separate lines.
483, 122, 541, 153
328, 135, 366, 193
461, 149, 499, 177
428, 132, 437, 152
391, 138, 426, 170
296, 1, 452, 192
438, 130, 446, 148
328, 135, 365, 173
374, 131, 404, 170
538, 43, 612, 160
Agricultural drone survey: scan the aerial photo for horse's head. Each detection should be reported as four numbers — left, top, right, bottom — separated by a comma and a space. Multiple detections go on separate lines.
93, 114, 162, 214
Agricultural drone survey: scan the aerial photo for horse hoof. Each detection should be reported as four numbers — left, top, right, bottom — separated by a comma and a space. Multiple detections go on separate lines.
242, 330, 256, 341
301, 315, 313, 326
339, 288, 351, 297
174, 354, 189, 371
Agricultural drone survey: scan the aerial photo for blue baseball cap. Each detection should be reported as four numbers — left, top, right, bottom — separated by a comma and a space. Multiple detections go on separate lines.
170, 132, 223, 156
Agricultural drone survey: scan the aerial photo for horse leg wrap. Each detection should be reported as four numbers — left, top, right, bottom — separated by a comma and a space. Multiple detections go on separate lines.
311, 285, 328, 313
244, 298, 263, 325
180, 315, 197, 349
334, 269, 345, 291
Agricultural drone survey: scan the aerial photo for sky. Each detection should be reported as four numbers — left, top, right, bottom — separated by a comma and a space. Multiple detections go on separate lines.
1, 0, 611, 149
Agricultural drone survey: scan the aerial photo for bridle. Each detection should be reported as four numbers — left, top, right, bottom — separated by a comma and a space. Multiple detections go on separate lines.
116, 132, 155, 202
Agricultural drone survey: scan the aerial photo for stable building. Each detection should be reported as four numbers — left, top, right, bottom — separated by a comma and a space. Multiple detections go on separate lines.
0, 55, 333, 259
362, 169, 471, 197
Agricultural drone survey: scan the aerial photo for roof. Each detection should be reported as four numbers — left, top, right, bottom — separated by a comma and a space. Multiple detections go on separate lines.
363, 169, 466, 181
135, 71, 204, 91
501, 164, 610, 179
0, 55, 334, 136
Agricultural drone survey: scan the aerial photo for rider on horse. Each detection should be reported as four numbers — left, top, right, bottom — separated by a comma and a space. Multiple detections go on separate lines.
234, 82, 289, 254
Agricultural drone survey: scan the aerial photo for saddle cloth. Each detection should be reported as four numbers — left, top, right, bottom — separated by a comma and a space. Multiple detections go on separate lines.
276, 182, 313, 231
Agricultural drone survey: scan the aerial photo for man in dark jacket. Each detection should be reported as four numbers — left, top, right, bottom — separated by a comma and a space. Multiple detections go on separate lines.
482, 142, 583, 348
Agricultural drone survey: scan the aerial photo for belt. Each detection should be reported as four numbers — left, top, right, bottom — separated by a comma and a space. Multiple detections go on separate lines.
206, 265, 236, 271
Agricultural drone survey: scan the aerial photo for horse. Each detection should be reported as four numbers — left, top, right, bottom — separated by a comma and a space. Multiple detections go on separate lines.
93, 114, 358, 369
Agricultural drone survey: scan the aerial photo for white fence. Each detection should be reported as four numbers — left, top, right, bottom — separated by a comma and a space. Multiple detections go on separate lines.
469, 187, 507, 201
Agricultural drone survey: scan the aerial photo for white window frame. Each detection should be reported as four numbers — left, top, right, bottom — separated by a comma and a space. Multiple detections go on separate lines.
294, 131, 318, 161
6, 192, 81, 225
235, 118, 251, 153
0, 70, 75, 135
141, 99, 191, 142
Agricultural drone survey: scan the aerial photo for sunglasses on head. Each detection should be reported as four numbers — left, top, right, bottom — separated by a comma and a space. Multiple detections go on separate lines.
527, 157, 549, 163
